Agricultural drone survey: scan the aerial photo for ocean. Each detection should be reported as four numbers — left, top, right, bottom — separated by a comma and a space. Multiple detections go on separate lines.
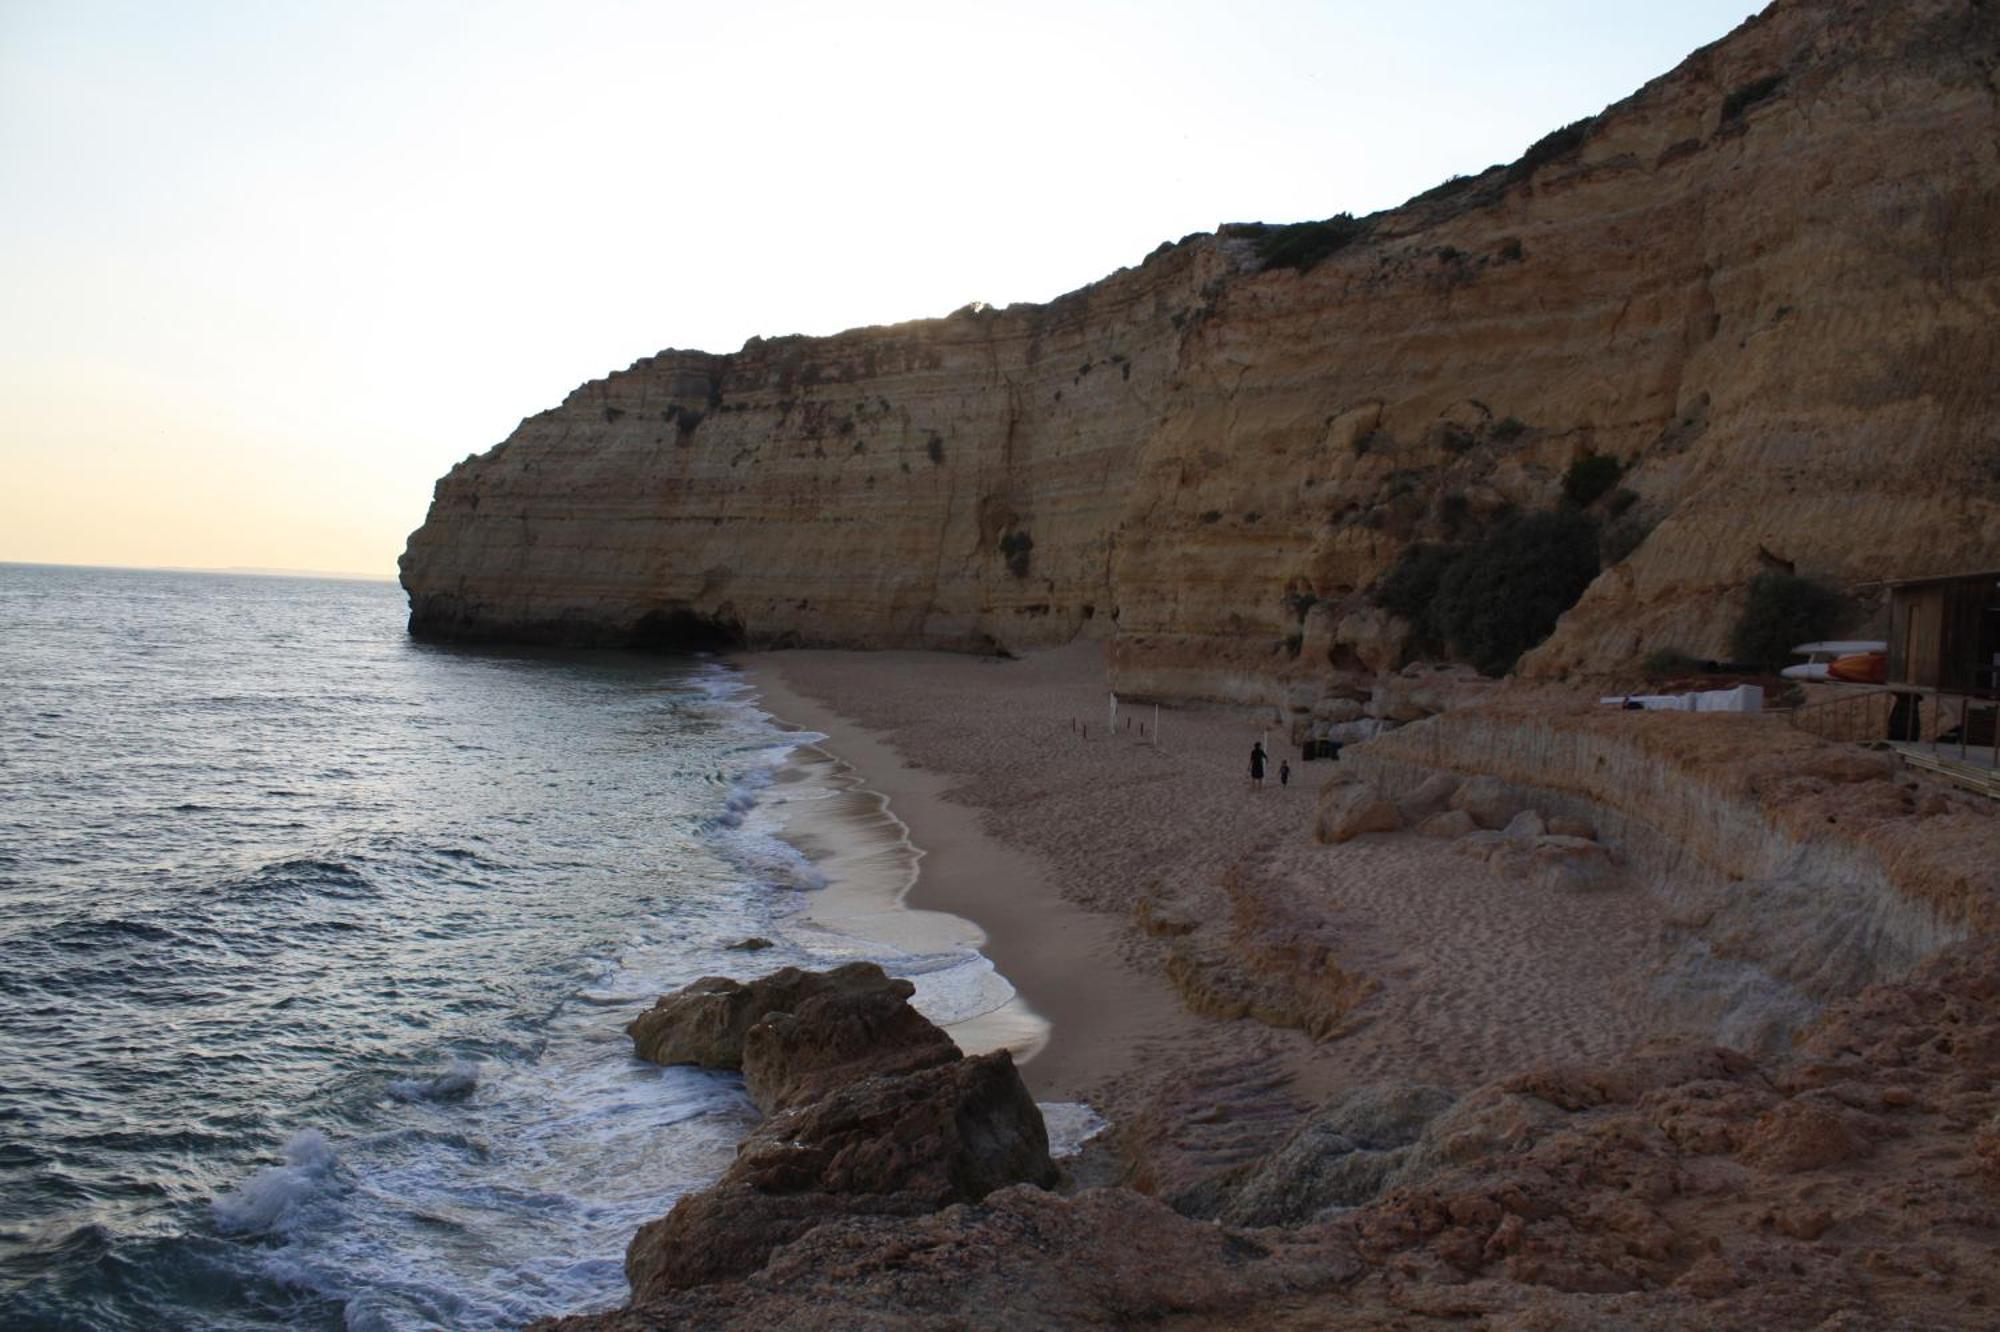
0, 564, 1035, 1330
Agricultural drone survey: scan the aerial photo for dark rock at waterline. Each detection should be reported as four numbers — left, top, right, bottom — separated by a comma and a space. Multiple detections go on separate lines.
625, 1049, 1056, 1297
626, 961, 903, 1068
743, 975, 960, 1114
724, 936, 775, 951
607, 963, 1056, 1303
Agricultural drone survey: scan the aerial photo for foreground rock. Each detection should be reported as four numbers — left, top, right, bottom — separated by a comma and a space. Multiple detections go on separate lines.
600, 964, 1055, 1310
626, 1051, 1054, 1297
1313, 779, 1403, 844
626, 962, 921, 1072
741, 970, 960, 1113
543, 935, 2000, 1329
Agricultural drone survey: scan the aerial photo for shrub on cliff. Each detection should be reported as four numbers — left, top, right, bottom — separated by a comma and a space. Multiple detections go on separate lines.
1256, 215, 1365, 274
1508, 116, 1596, 183
1729, 573, 1844, 671
1562, 453, 1623, 508
1372, 512, 1599, 674
1373, 543, 1466, 657
1432, 510, 1601, 676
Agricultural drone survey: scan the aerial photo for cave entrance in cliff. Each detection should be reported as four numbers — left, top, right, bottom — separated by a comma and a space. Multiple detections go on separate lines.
629, 607, 746, 653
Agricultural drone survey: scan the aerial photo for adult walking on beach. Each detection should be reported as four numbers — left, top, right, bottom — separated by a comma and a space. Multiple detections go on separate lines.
1249, 741, 1267, 791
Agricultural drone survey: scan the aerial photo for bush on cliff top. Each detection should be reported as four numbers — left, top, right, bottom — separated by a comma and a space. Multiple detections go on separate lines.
1256, 214, 1365, 274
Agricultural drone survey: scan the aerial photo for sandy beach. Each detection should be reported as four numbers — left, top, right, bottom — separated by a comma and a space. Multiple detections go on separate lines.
739, 643, 1677, 1183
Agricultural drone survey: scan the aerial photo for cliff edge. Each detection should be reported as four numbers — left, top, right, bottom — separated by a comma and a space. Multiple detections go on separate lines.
401, 0, 2000, 698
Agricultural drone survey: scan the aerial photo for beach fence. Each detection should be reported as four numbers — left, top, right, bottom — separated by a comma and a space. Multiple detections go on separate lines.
1076, 694, 1164, 750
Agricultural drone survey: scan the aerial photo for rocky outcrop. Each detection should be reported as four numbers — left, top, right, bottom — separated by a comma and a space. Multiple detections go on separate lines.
1209, 1083, 1458, 1227
406, 0, 2000, 700
626, 1051, 1054, 1297
543, 934, 2000, 1330
740, 972, 960, 1113
610, 965, 1054, 1304
626, 962, 913, 1070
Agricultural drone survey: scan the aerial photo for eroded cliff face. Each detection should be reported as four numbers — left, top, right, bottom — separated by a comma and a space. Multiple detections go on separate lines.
402, 0, 2000, 695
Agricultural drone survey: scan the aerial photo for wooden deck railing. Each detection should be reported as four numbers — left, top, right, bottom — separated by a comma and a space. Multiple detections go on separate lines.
1787, 689, 1896, 744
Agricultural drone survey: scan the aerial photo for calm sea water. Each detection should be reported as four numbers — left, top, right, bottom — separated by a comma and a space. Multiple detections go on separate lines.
0, 563, 1002, 1330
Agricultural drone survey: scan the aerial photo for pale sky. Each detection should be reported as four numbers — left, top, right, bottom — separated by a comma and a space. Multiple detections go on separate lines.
1, 1, 1766, 577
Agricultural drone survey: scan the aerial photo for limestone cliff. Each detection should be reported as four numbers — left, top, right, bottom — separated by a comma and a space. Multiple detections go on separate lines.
402, 0, 2000, 696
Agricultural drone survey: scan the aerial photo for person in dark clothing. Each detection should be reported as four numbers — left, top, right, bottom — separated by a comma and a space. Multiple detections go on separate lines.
1279, 759, 1291, 787
1249, 741, 1267, 790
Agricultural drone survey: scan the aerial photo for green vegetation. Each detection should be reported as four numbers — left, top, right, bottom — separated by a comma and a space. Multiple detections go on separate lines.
1729, 572, 1843, 671
1374, 542, 1465, 656
1643, 648, 1703, 681
1509, 117, 1596, 182
1562, 453, 1623, 508
1373, 510, 1601, 676
1437, 423, 1477, 454
1255, 214, 1365, 274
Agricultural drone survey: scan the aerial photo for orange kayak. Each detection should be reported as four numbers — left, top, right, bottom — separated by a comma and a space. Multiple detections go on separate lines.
1827, 651, 1887, 684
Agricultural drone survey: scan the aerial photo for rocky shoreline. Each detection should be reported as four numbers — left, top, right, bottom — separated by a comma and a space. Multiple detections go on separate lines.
534, 963, 1057, 1328
545, 945, 2000, 1329
526, 644, 2000, 1328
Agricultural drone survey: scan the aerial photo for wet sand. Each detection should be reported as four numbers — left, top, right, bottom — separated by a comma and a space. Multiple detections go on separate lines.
745, 664, 1214, 1102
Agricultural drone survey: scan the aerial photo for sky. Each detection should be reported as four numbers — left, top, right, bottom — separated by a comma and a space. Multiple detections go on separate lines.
0, 0, 1767, 577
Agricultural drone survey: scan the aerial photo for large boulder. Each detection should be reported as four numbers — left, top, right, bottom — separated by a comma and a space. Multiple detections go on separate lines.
743, 977, 960, 1113
1399, 772, 1460, 822
627, 961, 904, 1068
1315, 780, 1404, 844
1416, 809, 1478, 839
1448, 775, 1524, 830
1527, 835, 1617, 893
625, 1051, 1057, 1297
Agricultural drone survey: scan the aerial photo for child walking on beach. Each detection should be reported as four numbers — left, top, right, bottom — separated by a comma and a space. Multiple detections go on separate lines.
1279, 759, 1290, 787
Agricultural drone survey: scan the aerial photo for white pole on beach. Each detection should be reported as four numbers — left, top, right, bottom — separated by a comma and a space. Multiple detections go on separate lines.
1154, 703, 1160, 751
1109, 691, 1118, 736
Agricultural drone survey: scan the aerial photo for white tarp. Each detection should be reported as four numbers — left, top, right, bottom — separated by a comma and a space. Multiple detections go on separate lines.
1600, 684, 1762, 714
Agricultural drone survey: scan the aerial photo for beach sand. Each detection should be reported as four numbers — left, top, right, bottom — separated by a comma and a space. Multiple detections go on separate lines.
739, 644, 1676, 1177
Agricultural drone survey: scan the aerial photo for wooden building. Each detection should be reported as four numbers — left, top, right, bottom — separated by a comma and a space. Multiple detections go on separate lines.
1881, 569, 2000, 696
1869, 569, 2000, 787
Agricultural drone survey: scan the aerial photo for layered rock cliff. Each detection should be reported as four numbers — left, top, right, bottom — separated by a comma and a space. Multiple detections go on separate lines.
402, 0, 2000, 697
